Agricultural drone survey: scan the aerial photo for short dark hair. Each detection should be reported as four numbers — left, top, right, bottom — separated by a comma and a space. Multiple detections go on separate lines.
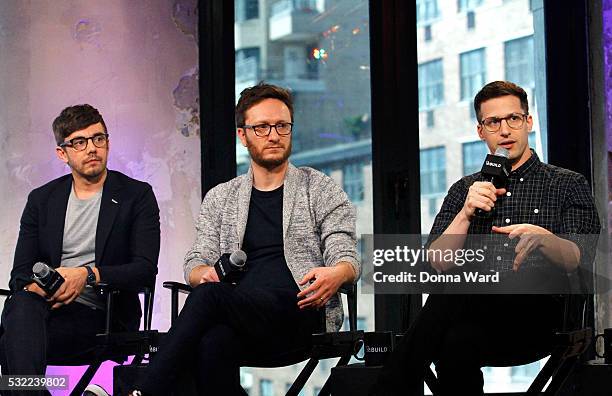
473, 81, 529, 121
235, 82, 294, 127
52, 104, 107, 145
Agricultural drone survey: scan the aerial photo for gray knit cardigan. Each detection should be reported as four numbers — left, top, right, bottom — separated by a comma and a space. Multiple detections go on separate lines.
184, 163, 360, 331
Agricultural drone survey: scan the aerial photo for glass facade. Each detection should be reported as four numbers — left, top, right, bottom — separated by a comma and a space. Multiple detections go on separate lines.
235, 0, 373, 393
418, 0, 548, 392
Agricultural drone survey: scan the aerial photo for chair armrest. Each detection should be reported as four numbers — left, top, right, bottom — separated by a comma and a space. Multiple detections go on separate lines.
95, 282, 152, 295
337, 283, 358, 332
0, 289, 10, 297
94, 282, 156, 333
162, 281, 193, 294
163, 281, 193, 325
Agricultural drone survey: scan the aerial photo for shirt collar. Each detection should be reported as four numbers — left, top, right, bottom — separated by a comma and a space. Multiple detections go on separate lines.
510, 149, 540, 178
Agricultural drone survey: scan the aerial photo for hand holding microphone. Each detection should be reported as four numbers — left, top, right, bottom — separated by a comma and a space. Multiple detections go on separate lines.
31, 263, 89, 308
190, 250, 248, 286
462, 182, 506, 220
467, 147, 511, 218
31, 262, 65, 296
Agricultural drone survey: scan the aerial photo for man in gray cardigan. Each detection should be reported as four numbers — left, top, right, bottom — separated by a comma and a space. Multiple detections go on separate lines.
134, 82, 359, 395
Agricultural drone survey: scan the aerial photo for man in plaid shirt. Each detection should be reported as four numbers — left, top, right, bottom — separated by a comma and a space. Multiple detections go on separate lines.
373, 81, 600, 395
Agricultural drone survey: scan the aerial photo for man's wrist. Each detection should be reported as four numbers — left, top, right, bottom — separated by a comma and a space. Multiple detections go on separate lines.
335, 262, 356, 283
458, 208, 472, 224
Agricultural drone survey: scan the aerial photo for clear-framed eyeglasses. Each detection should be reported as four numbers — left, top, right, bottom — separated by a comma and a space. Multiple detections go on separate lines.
479, 113, 528, 133
241, 123, 293, 137
59, 133, 109, 151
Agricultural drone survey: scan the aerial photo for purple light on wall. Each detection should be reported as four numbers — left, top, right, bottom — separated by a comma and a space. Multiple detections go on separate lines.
604, 1, 612, 202
0, 0, 200, 393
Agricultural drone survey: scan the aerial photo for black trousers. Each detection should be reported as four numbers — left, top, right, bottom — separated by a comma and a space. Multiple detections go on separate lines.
137, 282, 320, 395
371, 294, 565, 396
0, 290, 106, 396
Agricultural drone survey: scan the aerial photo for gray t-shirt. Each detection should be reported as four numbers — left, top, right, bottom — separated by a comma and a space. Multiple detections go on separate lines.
60, 184, 104, 309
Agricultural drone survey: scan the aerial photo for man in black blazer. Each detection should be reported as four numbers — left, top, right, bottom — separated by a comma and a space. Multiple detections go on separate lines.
0, 104, 160, 392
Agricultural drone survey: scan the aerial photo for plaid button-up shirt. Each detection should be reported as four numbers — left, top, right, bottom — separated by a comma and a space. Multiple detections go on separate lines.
428, 151, 600, 277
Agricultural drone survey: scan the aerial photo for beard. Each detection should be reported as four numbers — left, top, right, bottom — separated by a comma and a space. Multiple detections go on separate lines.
246, 139, 292, 170
69, 156, 107, 181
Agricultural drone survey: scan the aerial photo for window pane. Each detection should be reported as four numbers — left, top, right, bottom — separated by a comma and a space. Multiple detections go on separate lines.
236, 0, 373, 393
419, 59, 444, 110
460, 48, 486, 101
420, 147, 446, 195
417, 0, 440, 24
260, 379, 273, 396
418, 0, 548, 392
505, 35, 535, 88
458, 0, 483, 12
462, 140, 488, 175
236, 0, 260, 22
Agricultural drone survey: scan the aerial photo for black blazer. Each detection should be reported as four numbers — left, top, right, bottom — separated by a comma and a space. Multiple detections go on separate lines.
9, 170, 160, 330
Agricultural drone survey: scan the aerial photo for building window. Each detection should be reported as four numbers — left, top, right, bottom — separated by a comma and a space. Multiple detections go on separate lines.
458, 0, 483, 12
235, 0, 259, 22
462, 132, 536, 176
417, 0, 439, 24
511, 361, 541, 383
420, 147, 446, 195
260, 379, 273, 396
418, 59, 444, 110
284, 382, 306, 396
343, 162, 365, 203
505, 35, 535, 88
528, 130, 536, 149
460, 48, 486, 101
235, 47, 260, 83
462, 140, 488, 176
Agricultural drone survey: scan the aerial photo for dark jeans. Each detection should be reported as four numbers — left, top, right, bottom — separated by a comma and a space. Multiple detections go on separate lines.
138, 282, 320, 395
0, 290, 106, 396
371, 294, 565, 396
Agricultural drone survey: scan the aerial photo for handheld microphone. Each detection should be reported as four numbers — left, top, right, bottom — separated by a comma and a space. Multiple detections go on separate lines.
475, 147, 511, 217
31, 262, 65, 296
214, 250, 248, 284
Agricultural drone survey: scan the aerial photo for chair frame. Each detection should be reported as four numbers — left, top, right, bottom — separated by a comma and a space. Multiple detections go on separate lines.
0, 284, 156, 396
163, 281, 363, 396
424, 294, 592, 396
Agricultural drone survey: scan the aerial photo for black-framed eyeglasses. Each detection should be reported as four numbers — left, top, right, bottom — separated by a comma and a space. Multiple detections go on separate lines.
59, 133, 109, 151
479, 113, 528, 133
241, 122, 293, 137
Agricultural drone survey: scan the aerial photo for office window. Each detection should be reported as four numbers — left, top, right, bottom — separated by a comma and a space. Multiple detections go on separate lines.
343, 162, 365, 203
260, 379, 273, 396
505, 36, 535, 88
420, 147, 446, 195
458, 0, 483, 12
462, 140, 488, 175
460, 48, 486, 101
417, 0, 440, 24
235, 0, 259, 22
418, 59, 444, 110
418, 1, 548, 390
